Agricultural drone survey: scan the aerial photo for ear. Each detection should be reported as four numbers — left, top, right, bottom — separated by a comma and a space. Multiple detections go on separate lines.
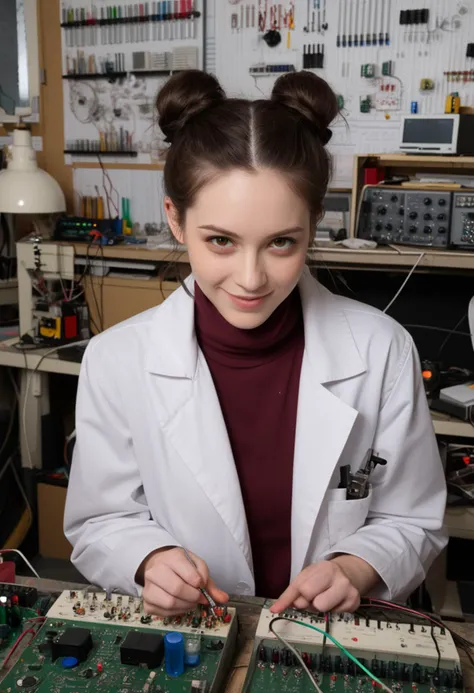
164, 197, 185, 245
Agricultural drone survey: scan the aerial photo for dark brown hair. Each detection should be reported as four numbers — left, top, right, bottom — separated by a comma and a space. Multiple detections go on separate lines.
156, 69, 339, 226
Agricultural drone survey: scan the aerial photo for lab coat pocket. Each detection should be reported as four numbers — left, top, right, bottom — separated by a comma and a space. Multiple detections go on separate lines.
326, 487, 372, 546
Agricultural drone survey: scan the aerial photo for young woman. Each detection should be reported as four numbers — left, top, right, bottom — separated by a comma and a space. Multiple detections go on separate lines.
65, 70, 447, 617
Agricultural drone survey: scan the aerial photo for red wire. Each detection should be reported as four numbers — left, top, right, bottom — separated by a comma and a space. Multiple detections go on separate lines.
363, 598, 444, 629
2, 628, 38, 670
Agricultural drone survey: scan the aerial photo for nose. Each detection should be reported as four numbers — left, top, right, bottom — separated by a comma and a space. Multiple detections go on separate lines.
235, 250, 267, 293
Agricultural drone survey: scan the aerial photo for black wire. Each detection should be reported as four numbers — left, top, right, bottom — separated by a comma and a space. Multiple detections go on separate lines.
437, 313, 469, 358
99, 243, 105, 332
83, 243, 104, 333
431, 626, 441, 680
0, 83, 17, 113
404, 324, 472, 338
360, 599, 474, 650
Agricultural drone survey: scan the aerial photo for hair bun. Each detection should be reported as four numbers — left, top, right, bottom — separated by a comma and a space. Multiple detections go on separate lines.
156, 70, 225, 144
271, 71, 339, 145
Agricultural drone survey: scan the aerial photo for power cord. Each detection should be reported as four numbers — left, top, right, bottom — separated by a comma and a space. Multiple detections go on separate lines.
21, 341, 89, 470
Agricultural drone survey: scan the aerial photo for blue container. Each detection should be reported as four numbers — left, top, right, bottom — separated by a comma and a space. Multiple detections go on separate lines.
164, 632, 185, 677
411, 101, 418, 114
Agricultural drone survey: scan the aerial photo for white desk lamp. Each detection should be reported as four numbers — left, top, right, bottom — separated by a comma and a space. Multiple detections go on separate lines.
0, 127, 65, 214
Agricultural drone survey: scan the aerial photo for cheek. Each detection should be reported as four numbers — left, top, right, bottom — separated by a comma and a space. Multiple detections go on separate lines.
270, 249, 308, 287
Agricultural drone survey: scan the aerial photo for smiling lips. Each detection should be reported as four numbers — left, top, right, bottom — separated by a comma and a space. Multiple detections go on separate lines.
225, 291, 272, 310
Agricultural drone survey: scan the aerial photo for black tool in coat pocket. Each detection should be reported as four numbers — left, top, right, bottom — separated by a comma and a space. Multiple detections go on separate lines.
326, 487, 373, 546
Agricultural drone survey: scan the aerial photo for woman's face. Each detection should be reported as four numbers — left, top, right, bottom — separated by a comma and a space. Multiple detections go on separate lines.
165, 168, 311, 329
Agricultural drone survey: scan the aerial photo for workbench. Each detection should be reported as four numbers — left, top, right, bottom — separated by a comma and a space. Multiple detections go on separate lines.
3, 577, 474, 693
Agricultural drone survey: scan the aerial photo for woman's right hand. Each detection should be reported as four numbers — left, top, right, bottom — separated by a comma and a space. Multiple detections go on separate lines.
140, 547, 229, 617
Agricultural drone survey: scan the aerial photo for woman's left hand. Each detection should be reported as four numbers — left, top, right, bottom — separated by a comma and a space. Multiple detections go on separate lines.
270, 560, 361, 614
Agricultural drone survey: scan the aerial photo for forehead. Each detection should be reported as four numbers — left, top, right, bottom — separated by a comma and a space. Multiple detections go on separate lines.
187, 168, 308, 233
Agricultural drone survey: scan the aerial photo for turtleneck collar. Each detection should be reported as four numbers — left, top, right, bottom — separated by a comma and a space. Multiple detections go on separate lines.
194, 283, 304, 369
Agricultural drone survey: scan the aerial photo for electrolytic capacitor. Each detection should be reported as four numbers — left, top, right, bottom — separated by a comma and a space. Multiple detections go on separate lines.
164, 632, 185, 677
184, 635, 201, 667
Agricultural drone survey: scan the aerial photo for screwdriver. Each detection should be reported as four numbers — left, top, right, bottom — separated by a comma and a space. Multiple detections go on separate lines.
336, 0, 342, 46
379, 0, 384, 45
360, 0, 365, 45
182, 548, 218, 616
371, 0, 377, 47
366, 0, 372, 45
348, 0, 352, 47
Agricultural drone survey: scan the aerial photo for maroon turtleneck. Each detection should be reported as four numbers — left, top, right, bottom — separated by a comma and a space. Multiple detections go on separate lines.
194, 284, 305, 598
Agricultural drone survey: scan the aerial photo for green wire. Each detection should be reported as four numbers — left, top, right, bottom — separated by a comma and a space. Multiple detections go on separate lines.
285, 619, 385, 687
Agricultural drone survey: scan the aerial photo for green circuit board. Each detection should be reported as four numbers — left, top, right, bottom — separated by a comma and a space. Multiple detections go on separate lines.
0, 619, 232, 693
246, 662, 461, 693
0, 584, 54, 669
0, 606, 39, 666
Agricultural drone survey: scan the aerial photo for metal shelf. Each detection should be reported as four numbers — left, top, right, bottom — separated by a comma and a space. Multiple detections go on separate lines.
431, 411, 474, 438
62, 70, 174, 80
64, 150, 138, 157
310, 244, 474, 271
445, 507, 474, 540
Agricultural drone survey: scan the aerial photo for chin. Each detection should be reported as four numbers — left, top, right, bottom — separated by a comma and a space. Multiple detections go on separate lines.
220, 309, 272, 330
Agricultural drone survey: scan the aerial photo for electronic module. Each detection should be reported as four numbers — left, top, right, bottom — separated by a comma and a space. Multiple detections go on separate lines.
0, 587, 238, 693
242, 602, 464, 693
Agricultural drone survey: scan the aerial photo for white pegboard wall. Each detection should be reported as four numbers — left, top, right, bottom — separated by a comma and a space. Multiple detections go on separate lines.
72, 167, 166, 227
61, 1, 204, 163
214, 0, 474, 186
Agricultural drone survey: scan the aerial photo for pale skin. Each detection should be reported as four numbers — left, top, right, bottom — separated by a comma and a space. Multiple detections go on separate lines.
137, 167, 380, 617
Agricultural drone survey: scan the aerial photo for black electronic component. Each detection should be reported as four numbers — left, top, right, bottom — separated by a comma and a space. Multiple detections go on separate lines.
191, 682, 207, 692
0, 584, 38, 608
16, 676, 40, 688
357, 187, 453, 247
55, 215, 122, 244
450, 193, 474, 248
120, 630, 164, 669
51, 628, 93, 663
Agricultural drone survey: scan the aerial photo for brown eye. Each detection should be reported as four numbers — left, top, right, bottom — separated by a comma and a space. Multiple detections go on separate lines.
270, 237, 295, 250
209, 236, 233, 248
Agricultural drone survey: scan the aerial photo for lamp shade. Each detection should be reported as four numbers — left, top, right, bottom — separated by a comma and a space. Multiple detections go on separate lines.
0, 128, 66, 214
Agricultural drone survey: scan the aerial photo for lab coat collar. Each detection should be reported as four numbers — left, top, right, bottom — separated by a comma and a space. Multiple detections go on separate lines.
145, 269, 366, 384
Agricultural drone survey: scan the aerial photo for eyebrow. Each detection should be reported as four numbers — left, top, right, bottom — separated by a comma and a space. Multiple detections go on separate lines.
198, 224, 305, 239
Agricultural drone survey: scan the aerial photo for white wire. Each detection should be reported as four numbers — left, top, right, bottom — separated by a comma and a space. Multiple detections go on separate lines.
21, 341, 89, 470
383, 252, 425, 314
0, 548, 40, 579
269, 623, 323, 693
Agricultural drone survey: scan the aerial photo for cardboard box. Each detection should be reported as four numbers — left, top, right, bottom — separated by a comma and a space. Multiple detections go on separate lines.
37, 482, 72, 560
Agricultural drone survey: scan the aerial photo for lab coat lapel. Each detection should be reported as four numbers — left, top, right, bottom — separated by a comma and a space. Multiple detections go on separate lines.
291, 270, 365, 577
145, 280, 253, 573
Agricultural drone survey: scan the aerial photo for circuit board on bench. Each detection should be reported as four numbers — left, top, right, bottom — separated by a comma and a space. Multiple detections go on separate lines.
242, 602, 464, 693
0, 589, 238, 693
0, 584, 53, 669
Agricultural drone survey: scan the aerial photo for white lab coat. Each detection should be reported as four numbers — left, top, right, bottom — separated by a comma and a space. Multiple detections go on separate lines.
64, 269, 447, 600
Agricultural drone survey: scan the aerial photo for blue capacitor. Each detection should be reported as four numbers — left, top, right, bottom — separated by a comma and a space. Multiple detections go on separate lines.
61, 656, 79, 669
164, 632, 185, 677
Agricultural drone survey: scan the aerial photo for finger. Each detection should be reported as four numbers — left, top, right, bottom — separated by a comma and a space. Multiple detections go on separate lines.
143, 583, 197, 616
292, 596, 311, 610
151, 549, 203, 588
312, 583, 359, 613
270, 583, 302, 614
185, 552, 210, 587
153, 564, 202, 604
330, 593, 361, 614
205, 578, 229, 605
296, 565, 335, 603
